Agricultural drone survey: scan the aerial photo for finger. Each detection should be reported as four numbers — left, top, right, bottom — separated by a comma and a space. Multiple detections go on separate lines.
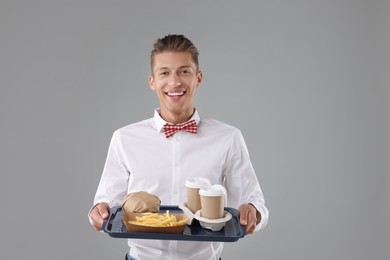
239, 206, 249, 226
246, 211, 257, 234
89, 211, 103, 231
246, 223, 256, 234
89, 204, 109, 231
97, 204, 110, 219
239, 204, 257, 234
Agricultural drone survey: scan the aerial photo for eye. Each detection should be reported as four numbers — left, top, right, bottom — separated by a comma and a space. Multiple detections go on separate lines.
180, 69, 190, 75
159, 71, 169, 76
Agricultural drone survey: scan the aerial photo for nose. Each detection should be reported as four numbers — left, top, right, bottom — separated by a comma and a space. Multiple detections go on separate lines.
167, 75, 182, 87
168, 81, 182, 87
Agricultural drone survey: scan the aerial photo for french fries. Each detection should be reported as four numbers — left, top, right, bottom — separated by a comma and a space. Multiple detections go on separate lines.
128, 210, 188, 227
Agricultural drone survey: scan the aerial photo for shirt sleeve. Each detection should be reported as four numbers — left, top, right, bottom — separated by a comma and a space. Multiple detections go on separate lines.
223, 129, 269, 231
92, 130, 129, 209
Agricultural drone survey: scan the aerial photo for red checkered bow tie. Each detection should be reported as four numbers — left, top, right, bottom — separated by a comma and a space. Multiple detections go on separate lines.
163, 119, 197, 138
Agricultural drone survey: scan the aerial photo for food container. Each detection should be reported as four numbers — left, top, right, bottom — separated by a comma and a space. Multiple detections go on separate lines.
122, 212, 188, 234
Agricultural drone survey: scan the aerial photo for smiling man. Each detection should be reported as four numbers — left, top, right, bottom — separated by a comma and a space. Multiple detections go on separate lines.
148, 50, 202, 124
89, 34, 269, 260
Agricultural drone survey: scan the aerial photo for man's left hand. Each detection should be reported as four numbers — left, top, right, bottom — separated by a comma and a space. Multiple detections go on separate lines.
239, 203, 261, 234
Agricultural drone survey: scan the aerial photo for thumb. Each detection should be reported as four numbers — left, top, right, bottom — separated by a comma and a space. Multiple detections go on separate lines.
240, 214, 248, 225
239, 208, 248, 225
98, 204, 110, 219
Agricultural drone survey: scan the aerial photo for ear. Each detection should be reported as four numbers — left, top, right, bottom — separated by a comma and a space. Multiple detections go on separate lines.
196, 71, 203, 88
148, 75, 156, 91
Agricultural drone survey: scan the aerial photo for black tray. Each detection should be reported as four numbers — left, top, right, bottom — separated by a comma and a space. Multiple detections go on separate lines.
102, 205, 246, 242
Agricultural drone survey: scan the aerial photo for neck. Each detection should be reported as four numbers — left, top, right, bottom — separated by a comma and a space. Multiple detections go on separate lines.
160, 108, 195, 124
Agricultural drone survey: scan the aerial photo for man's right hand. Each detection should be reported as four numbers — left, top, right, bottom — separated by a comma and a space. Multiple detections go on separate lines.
89, 202, 110, 231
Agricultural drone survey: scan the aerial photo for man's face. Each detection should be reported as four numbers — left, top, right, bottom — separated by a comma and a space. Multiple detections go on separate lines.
149, 51, 202, 119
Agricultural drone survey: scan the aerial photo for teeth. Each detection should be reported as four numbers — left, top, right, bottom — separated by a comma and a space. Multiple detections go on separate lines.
167, 92, 184, 96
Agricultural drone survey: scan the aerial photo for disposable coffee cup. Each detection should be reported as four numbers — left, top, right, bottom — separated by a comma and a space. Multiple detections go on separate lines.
185, 177, 211, 213
199, 185, 226, 219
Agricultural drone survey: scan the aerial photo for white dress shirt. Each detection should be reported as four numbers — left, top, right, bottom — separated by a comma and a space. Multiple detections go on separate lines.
93, 109, 269, 260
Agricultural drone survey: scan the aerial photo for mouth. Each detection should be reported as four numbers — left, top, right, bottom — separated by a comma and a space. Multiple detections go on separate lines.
165, 91, 186, 97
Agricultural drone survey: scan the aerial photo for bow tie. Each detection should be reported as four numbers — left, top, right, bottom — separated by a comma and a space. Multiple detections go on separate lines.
163, 119, 197, 138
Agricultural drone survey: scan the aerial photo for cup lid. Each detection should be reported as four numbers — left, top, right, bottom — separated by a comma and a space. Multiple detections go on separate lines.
185, 177, 211, 189
199, 184, 226, 196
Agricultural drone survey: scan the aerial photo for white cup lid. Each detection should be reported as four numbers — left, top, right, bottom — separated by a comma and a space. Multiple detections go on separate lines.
199, 184, 226, 197
185, 177, 211, 189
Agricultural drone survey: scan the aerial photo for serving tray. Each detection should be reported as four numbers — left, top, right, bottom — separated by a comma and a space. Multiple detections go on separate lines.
102, 205, 246, 242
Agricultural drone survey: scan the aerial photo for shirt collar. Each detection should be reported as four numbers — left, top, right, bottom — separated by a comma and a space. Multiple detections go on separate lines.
153, 108, 201, 133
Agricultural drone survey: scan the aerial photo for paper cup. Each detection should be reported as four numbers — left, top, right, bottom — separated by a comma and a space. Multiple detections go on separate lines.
199, 185, 226, 219
185, 177, 211, 213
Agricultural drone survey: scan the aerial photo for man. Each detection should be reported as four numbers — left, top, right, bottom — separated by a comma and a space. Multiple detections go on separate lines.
89, 34, 269, 260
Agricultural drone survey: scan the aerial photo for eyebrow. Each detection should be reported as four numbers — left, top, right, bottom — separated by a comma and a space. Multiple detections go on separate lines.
157, 65, 192, 71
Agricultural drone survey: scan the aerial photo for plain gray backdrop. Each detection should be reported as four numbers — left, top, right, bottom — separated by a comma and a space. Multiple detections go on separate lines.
1, 1, 389, 259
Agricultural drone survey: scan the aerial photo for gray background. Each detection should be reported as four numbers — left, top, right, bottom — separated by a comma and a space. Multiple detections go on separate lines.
0, 1, 389, 259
